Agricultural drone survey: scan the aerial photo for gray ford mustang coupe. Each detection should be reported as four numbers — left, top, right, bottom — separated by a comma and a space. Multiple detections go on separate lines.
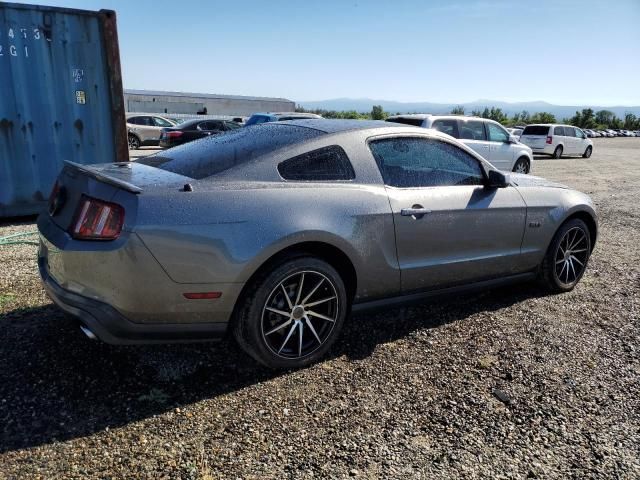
38, 120, 597, 368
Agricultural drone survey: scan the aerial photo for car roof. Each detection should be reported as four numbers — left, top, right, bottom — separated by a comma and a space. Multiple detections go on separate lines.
277, 118, 410, 134
387, 113, 432, 119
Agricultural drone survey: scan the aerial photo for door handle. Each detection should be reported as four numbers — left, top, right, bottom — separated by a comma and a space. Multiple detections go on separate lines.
401, 205, 432, 219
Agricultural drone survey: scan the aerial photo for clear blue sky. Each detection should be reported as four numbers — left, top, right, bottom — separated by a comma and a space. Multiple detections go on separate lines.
11, 0, 640, 105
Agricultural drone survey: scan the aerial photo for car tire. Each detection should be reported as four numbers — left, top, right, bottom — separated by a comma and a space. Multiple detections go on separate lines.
539, 218, 592, 293
512, 157, 530, 174
552, 145, 563, 159
583, 146, 593, 158
233, 256, 348, 369
128, 134, 140, 150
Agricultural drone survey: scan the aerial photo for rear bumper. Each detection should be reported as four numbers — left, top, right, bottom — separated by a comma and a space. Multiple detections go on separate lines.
39, 252, 228, 345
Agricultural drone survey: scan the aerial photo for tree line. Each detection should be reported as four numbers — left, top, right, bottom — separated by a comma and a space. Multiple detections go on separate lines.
295, 104, 640, 130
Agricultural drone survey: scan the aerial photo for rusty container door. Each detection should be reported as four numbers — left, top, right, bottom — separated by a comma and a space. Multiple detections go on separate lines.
0, 2, 127, 217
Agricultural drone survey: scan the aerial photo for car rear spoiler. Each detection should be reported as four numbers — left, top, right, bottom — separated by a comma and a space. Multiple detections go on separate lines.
63, 161, 143, 194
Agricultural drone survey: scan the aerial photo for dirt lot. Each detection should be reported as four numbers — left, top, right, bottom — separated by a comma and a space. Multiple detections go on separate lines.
1, 138, 638, 479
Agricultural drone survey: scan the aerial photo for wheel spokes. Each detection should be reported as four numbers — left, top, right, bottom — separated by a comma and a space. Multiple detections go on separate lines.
307, 310, 336, 323
301, 278, 324, 305
305, 317, 322, 344
304, 296, 336, 308
278, 322, 298, 354
280, 284, 293, 310
265, 318, 292, 336
265, 306, 291, 318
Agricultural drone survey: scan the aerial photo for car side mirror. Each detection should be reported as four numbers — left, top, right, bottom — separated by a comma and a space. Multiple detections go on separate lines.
508, 135, 519, 144
486, 169, 510, 188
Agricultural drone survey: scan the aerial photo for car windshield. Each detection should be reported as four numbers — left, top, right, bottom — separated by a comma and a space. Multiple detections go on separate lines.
147, 124, 325, 179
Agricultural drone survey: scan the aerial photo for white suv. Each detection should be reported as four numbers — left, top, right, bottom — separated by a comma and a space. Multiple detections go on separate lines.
519, 124, 593, 159
386, 114, 533, 173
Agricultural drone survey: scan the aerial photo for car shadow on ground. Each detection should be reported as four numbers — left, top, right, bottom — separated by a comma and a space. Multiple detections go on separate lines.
0, 282, 550, 453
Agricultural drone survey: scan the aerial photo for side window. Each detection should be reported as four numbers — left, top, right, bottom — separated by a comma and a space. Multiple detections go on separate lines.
565, 127, 577, 137
127, 117, 141, 125
153, 117, 173, 127
369, 137, 484, 188
139, 116, 155, 126
554, 126, 565, 136
278, 145, 355, 181
575, 129, 585, 139
225, 121, 241, 130
199, 121, 222, 131
431, 119, 460, 138
487, 122, 509, 142
459, 120, 487, 140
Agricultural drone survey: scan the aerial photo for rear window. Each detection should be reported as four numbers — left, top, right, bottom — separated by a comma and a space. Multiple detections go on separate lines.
245, 114, 273, 126
148, 124, 325, 179
522, 125, 550, 136
385, 117, 424, 127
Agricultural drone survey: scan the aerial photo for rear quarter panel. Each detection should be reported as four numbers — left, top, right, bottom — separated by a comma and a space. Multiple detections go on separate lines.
135, 183, 401, 302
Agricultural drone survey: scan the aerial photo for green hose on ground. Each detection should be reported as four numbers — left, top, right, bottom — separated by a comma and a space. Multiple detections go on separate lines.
0, 231, 39, 246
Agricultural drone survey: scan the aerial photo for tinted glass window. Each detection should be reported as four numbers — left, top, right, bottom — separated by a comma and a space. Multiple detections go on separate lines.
553, 126, 565, 136
225, 121, 241, 130
522, 125, 550, 136
575, 129, 585, 139
153, 117, 173, 127
278, 145, 355, 181
369, 137, 484, 188
431, 119, 460, 138
487, 122, 509, 142
127, 116, 141, 125
459, 120, 486, 140
386, 117, 424, 127
153, 124, 325, 179
564, 127, 577, 137
199, 121, 222, 131
245, 114, 273, 126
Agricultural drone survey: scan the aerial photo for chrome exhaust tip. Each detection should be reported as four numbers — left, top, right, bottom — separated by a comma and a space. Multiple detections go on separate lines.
80, 325, 97, 340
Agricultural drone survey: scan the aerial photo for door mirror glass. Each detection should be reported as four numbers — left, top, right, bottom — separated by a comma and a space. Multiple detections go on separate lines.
486, 169, 509, 188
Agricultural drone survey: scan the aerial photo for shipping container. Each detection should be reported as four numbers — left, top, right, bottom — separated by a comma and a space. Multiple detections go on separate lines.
0, 2, 127, 217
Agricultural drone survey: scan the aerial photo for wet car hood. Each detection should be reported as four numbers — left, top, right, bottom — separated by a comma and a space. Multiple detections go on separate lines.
509, 173, 569, 189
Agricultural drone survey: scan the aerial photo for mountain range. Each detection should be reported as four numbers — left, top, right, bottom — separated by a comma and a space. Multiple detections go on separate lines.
298, 98, 640, 119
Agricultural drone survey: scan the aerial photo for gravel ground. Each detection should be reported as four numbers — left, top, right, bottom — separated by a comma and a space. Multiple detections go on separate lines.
1, 138, 638, 479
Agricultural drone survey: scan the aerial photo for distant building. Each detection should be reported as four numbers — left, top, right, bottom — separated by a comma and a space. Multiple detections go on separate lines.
123, 89, 295, 117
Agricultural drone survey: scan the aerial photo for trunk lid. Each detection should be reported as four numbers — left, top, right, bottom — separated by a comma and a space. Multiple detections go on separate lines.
48, 161, 192, 232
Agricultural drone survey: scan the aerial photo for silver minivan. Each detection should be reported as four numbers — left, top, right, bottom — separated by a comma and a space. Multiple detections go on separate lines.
519, 124, 593, 159
386, 114, 534, 173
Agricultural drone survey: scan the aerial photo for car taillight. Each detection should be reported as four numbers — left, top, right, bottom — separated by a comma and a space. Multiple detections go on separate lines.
72, 196, 124, 240
546, 136, 553, 144
166, 131, 183, 138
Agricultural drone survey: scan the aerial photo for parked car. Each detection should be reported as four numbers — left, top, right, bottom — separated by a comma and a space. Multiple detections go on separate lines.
386, 114, 533, 173
583, 129, 595, 138
507, 128, 523, 138
244, 112, 323, 126
38, 119, 597, 369
159, 119, 241, 148
519, 124, 593, 159
127, 115, 178, 149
